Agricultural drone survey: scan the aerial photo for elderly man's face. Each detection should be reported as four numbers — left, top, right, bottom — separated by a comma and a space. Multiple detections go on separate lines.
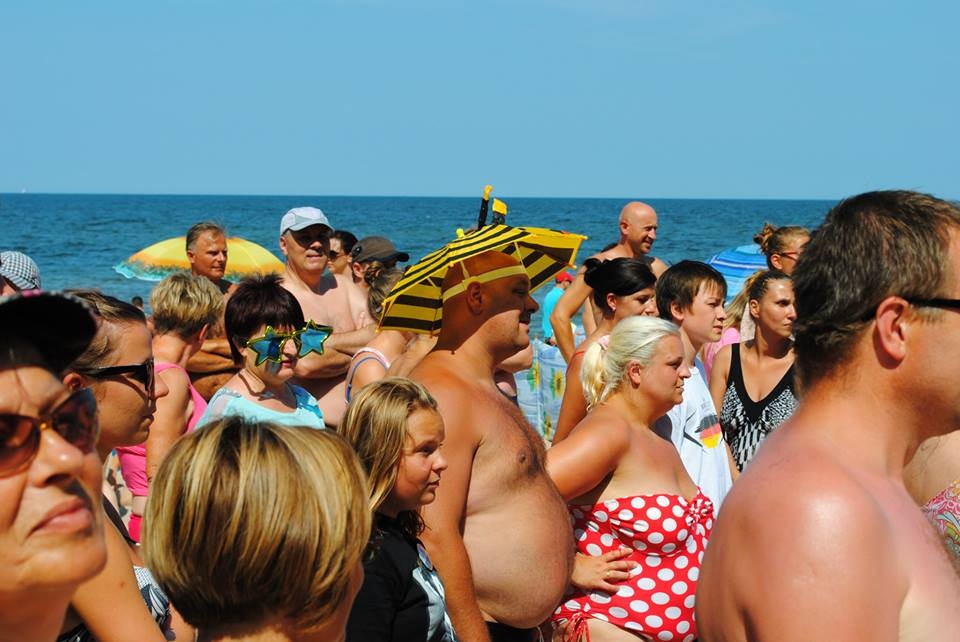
280, 225, 331, 276
187, 232, 228, 281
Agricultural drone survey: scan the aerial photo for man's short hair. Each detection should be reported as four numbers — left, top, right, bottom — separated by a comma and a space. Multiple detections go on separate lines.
655, 260, 727, 321
793, 190, 960, 386
150, 273, 225, 339
186, 221, 226, 252
224, 274, 305, 362
143, 416, 371, 632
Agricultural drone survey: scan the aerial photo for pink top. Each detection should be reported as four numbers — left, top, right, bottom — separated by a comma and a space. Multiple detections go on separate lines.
701, 327, 741, 381
116, 362, 207, 496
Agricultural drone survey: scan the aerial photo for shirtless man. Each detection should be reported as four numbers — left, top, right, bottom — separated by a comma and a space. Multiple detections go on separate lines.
697, 190, 960, 641
550, 202, 668, 362
410, 251, 574, 642
184, 222, 236, 399
276, 207, 373, 426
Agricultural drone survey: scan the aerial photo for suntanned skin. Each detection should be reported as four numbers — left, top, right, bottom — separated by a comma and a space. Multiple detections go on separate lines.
410, 251, 573, 642
708, 279, 796, 469
185, 230, 238, 399
548, 334, 695, 642
551, 202, 668, 363
278, 225, 373, 426
696, 233, 960, 641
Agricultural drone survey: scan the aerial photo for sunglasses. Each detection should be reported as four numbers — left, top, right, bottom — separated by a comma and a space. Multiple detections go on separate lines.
245, 321, 333, 366
327, 250, 346, 260
76, 358, 155, 393
0, 388, 99, 476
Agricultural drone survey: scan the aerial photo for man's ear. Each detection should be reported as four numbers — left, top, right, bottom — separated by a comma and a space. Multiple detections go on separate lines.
62, 371, 85, 392
279, 234, 288, 258
464, 281, 485, 314
873, 296, 911, 364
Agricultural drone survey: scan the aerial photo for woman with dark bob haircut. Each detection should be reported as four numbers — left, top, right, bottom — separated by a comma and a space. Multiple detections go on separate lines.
196, 274, 328, 428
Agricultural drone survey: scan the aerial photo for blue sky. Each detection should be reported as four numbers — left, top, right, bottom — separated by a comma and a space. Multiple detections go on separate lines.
1, 1, 957, 199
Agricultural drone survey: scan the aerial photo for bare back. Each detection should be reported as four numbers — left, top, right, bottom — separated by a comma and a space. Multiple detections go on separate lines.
412, 353, 574, 628
697, 411, 960, 641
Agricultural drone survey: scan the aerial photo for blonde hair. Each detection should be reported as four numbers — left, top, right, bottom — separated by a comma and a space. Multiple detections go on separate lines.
149, 272, 224, 338
142, 417, 371, 632
581, 316, 680, 407
339, 378, 438, 537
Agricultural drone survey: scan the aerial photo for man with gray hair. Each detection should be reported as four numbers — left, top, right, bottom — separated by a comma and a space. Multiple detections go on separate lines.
277, 207, 373, 427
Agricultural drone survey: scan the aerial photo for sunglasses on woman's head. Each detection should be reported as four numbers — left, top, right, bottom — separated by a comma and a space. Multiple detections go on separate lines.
245, 321, 333, 366
76, 358, 155, 394
0, 388, 99, 477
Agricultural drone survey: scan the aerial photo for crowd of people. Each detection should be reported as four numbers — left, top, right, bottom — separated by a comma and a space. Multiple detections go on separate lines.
3, 190, 960, 642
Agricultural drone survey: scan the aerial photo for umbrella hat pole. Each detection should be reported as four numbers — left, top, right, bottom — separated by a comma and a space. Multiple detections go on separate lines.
477, 184, 493, 229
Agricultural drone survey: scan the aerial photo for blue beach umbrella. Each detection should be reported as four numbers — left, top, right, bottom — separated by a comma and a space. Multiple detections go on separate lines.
706, 244, 768, 303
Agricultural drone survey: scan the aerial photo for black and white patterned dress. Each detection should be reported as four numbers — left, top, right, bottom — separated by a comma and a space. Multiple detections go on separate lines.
719, 344, 798, 471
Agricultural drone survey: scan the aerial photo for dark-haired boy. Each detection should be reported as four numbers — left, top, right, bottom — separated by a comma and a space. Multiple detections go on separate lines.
654, 260, 735, 512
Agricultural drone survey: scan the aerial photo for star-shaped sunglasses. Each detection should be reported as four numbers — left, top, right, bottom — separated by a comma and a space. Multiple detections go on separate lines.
245, 321, 333, 366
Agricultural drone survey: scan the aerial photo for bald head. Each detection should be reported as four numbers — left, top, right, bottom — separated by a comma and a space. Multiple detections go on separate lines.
619, 201, 658, 256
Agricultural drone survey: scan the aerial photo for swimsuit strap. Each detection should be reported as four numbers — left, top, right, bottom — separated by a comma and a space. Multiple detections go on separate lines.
345, 354, 390, 402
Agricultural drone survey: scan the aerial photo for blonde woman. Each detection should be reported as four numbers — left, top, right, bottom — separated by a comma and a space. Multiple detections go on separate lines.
339, 378, 456, 642
116, 272, 223, 542
547, 316, 713, 642
143, 416, 371, 642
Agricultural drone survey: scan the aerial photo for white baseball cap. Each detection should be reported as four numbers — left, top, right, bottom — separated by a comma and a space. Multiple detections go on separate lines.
279, 207, 332, 236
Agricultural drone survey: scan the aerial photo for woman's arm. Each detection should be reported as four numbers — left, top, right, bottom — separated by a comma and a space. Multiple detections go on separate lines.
708, 345, 733, 423
146, 368, 191, 482
67, 518, 178, 642
546, 415, 628, 501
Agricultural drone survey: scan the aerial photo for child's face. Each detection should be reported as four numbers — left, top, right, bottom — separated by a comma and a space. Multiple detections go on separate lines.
676, 281, 727, 349
387, 408, 447, 514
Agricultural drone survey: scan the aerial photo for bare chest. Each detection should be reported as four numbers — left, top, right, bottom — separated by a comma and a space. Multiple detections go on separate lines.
473, 395, 547, 488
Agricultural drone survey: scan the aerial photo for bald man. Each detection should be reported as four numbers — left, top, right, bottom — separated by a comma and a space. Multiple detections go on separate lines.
410, 251, 574, 642
550, 201, 668, 362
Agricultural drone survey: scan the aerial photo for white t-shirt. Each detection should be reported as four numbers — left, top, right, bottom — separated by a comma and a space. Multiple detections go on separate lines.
654, 361, 734, 515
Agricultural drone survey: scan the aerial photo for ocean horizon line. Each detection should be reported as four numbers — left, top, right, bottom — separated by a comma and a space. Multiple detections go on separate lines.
0, 191, 844, 203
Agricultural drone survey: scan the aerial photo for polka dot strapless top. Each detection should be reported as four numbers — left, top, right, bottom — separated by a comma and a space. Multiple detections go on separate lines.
553, 490, 714, 642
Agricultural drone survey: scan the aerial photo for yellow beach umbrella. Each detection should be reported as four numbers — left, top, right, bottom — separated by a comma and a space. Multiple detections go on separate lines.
379, 224, 586, 335
114, 236, 284, 282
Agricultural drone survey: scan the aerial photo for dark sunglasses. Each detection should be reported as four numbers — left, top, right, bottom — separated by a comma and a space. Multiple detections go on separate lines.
327, 250, 345, 260
907, 297, 960, 312
76, 358, 155, 393
0, 388, 99, 476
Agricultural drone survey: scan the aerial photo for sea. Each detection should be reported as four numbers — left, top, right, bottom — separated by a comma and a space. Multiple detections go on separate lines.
1, 193, 834, 331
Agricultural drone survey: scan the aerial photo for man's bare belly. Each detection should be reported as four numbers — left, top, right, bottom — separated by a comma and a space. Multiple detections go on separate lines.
463, 467, 573, 628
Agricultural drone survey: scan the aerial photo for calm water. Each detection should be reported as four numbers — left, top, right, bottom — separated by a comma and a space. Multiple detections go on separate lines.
1, 193, 833, 324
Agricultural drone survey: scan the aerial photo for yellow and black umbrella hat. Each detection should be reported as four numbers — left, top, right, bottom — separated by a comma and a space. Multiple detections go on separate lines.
379, 223, 586, 335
